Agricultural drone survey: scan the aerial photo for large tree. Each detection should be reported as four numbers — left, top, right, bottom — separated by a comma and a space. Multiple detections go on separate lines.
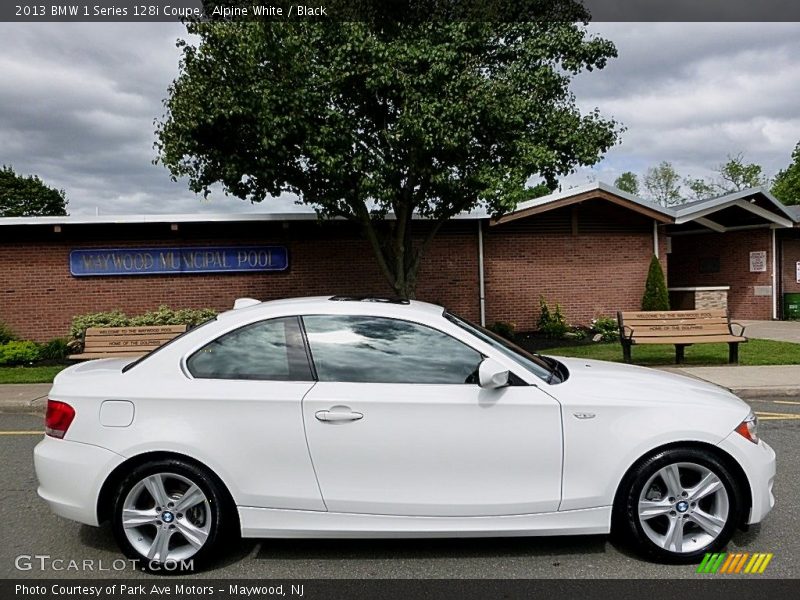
0, 165, 68, 217
772, 142, 800, 205
157, 5, 620, 297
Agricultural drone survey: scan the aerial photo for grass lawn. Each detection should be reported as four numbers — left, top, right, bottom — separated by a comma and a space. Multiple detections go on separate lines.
539, 339, 800, 366
0, 365, 67, 384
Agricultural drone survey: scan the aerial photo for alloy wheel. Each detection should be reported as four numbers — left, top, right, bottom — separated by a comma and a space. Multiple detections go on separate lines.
637, 461, 730, 554
121, 472, 212, 563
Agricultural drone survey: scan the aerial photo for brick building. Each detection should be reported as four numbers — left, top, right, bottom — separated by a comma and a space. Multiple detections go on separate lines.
0, 182, 796, 341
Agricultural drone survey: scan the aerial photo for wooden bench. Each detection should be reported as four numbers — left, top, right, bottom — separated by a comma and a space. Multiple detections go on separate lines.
69, 325, 188, 360
617, 309, 747, 364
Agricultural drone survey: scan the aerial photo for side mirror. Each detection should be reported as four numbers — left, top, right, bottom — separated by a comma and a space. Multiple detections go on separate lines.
478, 358, 510, 389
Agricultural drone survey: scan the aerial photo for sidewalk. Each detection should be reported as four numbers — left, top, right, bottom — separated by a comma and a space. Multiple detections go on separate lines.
0, 383, 50, 413
659, 365, 800, 399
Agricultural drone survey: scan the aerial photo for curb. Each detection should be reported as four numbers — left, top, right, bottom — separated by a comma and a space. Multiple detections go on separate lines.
730, 387, 800, 400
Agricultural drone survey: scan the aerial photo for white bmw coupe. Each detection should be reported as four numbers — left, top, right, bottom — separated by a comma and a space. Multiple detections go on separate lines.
35, 296, 775, 569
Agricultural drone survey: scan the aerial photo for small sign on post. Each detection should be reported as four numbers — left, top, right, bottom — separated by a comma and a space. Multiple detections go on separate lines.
796, 261, 800, 283
749, 250, 767, 273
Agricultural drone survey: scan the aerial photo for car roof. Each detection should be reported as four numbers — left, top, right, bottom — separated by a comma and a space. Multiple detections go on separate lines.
218, 295, 447, 321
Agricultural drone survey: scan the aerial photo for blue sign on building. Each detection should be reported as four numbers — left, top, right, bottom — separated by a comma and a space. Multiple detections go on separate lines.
69, 246, 288, 277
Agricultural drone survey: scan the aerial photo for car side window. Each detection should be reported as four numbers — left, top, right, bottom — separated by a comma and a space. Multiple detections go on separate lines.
187, 317, 312, 381
302, 315, 483, 384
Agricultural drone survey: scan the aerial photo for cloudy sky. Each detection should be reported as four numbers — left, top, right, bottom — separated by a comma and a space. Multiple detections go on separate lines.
0, 21, 799, 216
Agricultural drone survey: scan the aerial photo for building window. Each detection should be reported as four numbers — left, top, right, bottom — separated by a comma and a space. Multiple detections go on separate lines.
699, 257, 720, 274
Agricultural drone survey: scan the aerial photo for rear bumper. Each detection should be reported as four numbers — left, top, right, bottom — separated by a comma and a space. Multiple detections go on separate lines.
717, 431, 776, 525
34, 436, 125, 526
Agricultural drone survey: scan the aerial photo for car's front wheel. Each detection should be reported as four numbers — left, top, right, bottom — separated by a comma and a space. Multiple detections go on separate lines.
111, 459, 232, 571
614, 447, 745, 563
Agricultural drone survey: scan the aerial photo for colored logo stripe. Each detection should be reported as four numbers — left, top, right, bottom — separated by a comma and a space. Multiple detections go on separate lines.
697, 552, 773, 574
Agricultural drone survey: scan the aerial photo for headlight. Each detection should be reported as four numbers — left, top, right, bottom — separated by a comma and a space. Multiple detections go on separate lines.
734, 411, 759, 444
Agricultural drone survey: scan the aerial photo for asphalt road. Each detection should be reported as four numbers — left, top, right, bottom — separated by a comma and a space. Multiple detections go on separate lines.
1, 400, 798, 580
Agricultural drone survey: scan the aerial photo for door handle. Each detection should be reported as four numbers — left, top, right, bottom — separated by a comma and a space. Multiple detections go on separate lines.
315, 409, 364, 423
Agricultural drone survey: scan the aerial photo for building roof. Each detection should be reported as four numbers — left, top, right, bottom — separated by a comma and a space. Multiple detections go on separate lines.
0, 182, 793, 230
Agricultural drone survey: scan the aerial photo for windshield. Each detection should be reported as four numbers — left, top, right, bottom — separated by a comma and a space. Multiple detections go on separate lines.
444, 312, 558, 383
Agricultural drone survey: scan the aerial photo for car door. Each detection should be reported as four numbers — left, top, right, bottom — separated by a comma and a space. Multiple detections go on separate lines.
180, 316, 325, 511
300, 314, 563, 517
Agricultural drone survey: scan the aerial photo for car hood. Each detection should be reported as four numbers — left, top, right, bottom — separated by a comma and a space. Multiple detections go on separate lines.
548, 356, 749, 413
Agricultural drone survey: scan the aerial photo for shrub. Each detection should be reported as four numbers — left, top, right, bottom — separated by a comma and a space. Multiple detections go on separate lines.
591, 316, 620, 342
538, 297, 569, 339
39, 338, 70, 361
0, 321, 16, 344
129, 306, 218, 328
0, 341, 41, 366
70, 306, 219, 341
642, 255, 670, 311
488, 321, 516, 340
69, 310, 129, 340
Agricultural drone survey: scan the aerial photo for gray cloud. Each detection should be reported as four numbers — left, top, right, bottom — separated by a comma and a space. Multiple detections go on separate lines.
1, 22, 799, 215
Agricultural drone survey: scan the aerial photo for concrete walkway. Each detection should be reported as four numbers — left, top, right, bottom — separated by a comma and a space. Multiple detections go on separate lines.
740, 319, 800, 343
659, 365, 800, 399
0, 383, 50, 413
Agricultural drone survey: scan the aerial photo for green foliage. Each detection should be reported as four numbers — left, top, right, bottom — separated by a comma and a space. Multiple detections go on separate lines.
772, 142, 800, 205
0, 165, 68, 217
129, 306, 218, 328
0, 321, 16, 345
538, 297, 570, 339
715, 153, 767, 193
644, 161, 683, 206
69, 310, 129, 340
70, 306, 218, 340
641, 255, 670, 311
684, 177, 716, 201
591, 316, 620, 342
488, 321, 516, 341
38, 338, 70, 361
614, 172, 639, 195
0, 341, 41, 366
156, 11, 620, 297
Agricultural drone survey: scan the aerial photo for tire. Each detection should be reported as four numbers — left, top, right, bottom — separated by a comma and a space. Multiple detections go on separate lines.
613, 447, 745, 564
111, 458, 232, 572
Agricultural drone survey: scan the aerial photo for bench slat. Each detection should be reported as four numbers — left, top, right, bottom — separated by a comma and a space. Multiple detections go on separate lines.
620, 309, 727, 320
628, 324, 734, 336
623, 317, 729, 327
632, 335, 746, 345
86, 325, 187, 336
69, 351, 149, 359
84, 334, 180, 344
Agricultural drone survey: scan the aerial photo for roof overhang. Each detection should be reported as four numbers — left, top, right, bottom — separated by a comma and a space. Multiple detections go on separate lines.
673, 188, 794, 231
490, 182, 674, 226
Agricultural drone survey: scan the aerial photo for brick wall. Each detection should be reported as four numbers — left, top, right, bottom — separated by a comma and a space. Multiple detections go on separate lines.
0, 204, 669, 341
0, 221, 480, 341
668, 229, 773, 320
483, 202, 665, 330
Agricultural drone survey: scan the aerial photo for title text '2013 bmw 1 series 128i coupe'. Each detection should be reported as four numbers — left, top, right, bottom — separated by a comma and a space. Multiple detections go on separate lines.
34, 296, 775, 570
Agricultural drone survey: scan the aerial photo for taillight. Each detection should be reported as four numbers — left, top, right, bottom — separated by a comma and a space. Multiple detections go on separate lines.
734, 412, 759, 444
45, 400, 75, 439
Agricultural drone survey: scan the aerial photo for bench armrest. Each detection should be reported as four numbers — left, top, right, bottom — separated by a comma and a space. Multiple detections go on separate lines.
621, 324, 635, 340
730, 322, 747, 337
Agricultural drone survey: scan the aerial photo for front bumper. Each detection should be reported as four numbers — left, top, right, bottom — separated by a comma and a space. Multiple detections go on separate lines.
717, 431, 776, 524
34, 436, 125, 526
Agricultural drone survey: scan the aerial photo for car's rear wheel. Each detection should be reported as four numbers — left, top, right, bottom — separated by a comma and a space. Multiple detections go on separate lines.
111, 459, 231, 572
614, 447, 745, 563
